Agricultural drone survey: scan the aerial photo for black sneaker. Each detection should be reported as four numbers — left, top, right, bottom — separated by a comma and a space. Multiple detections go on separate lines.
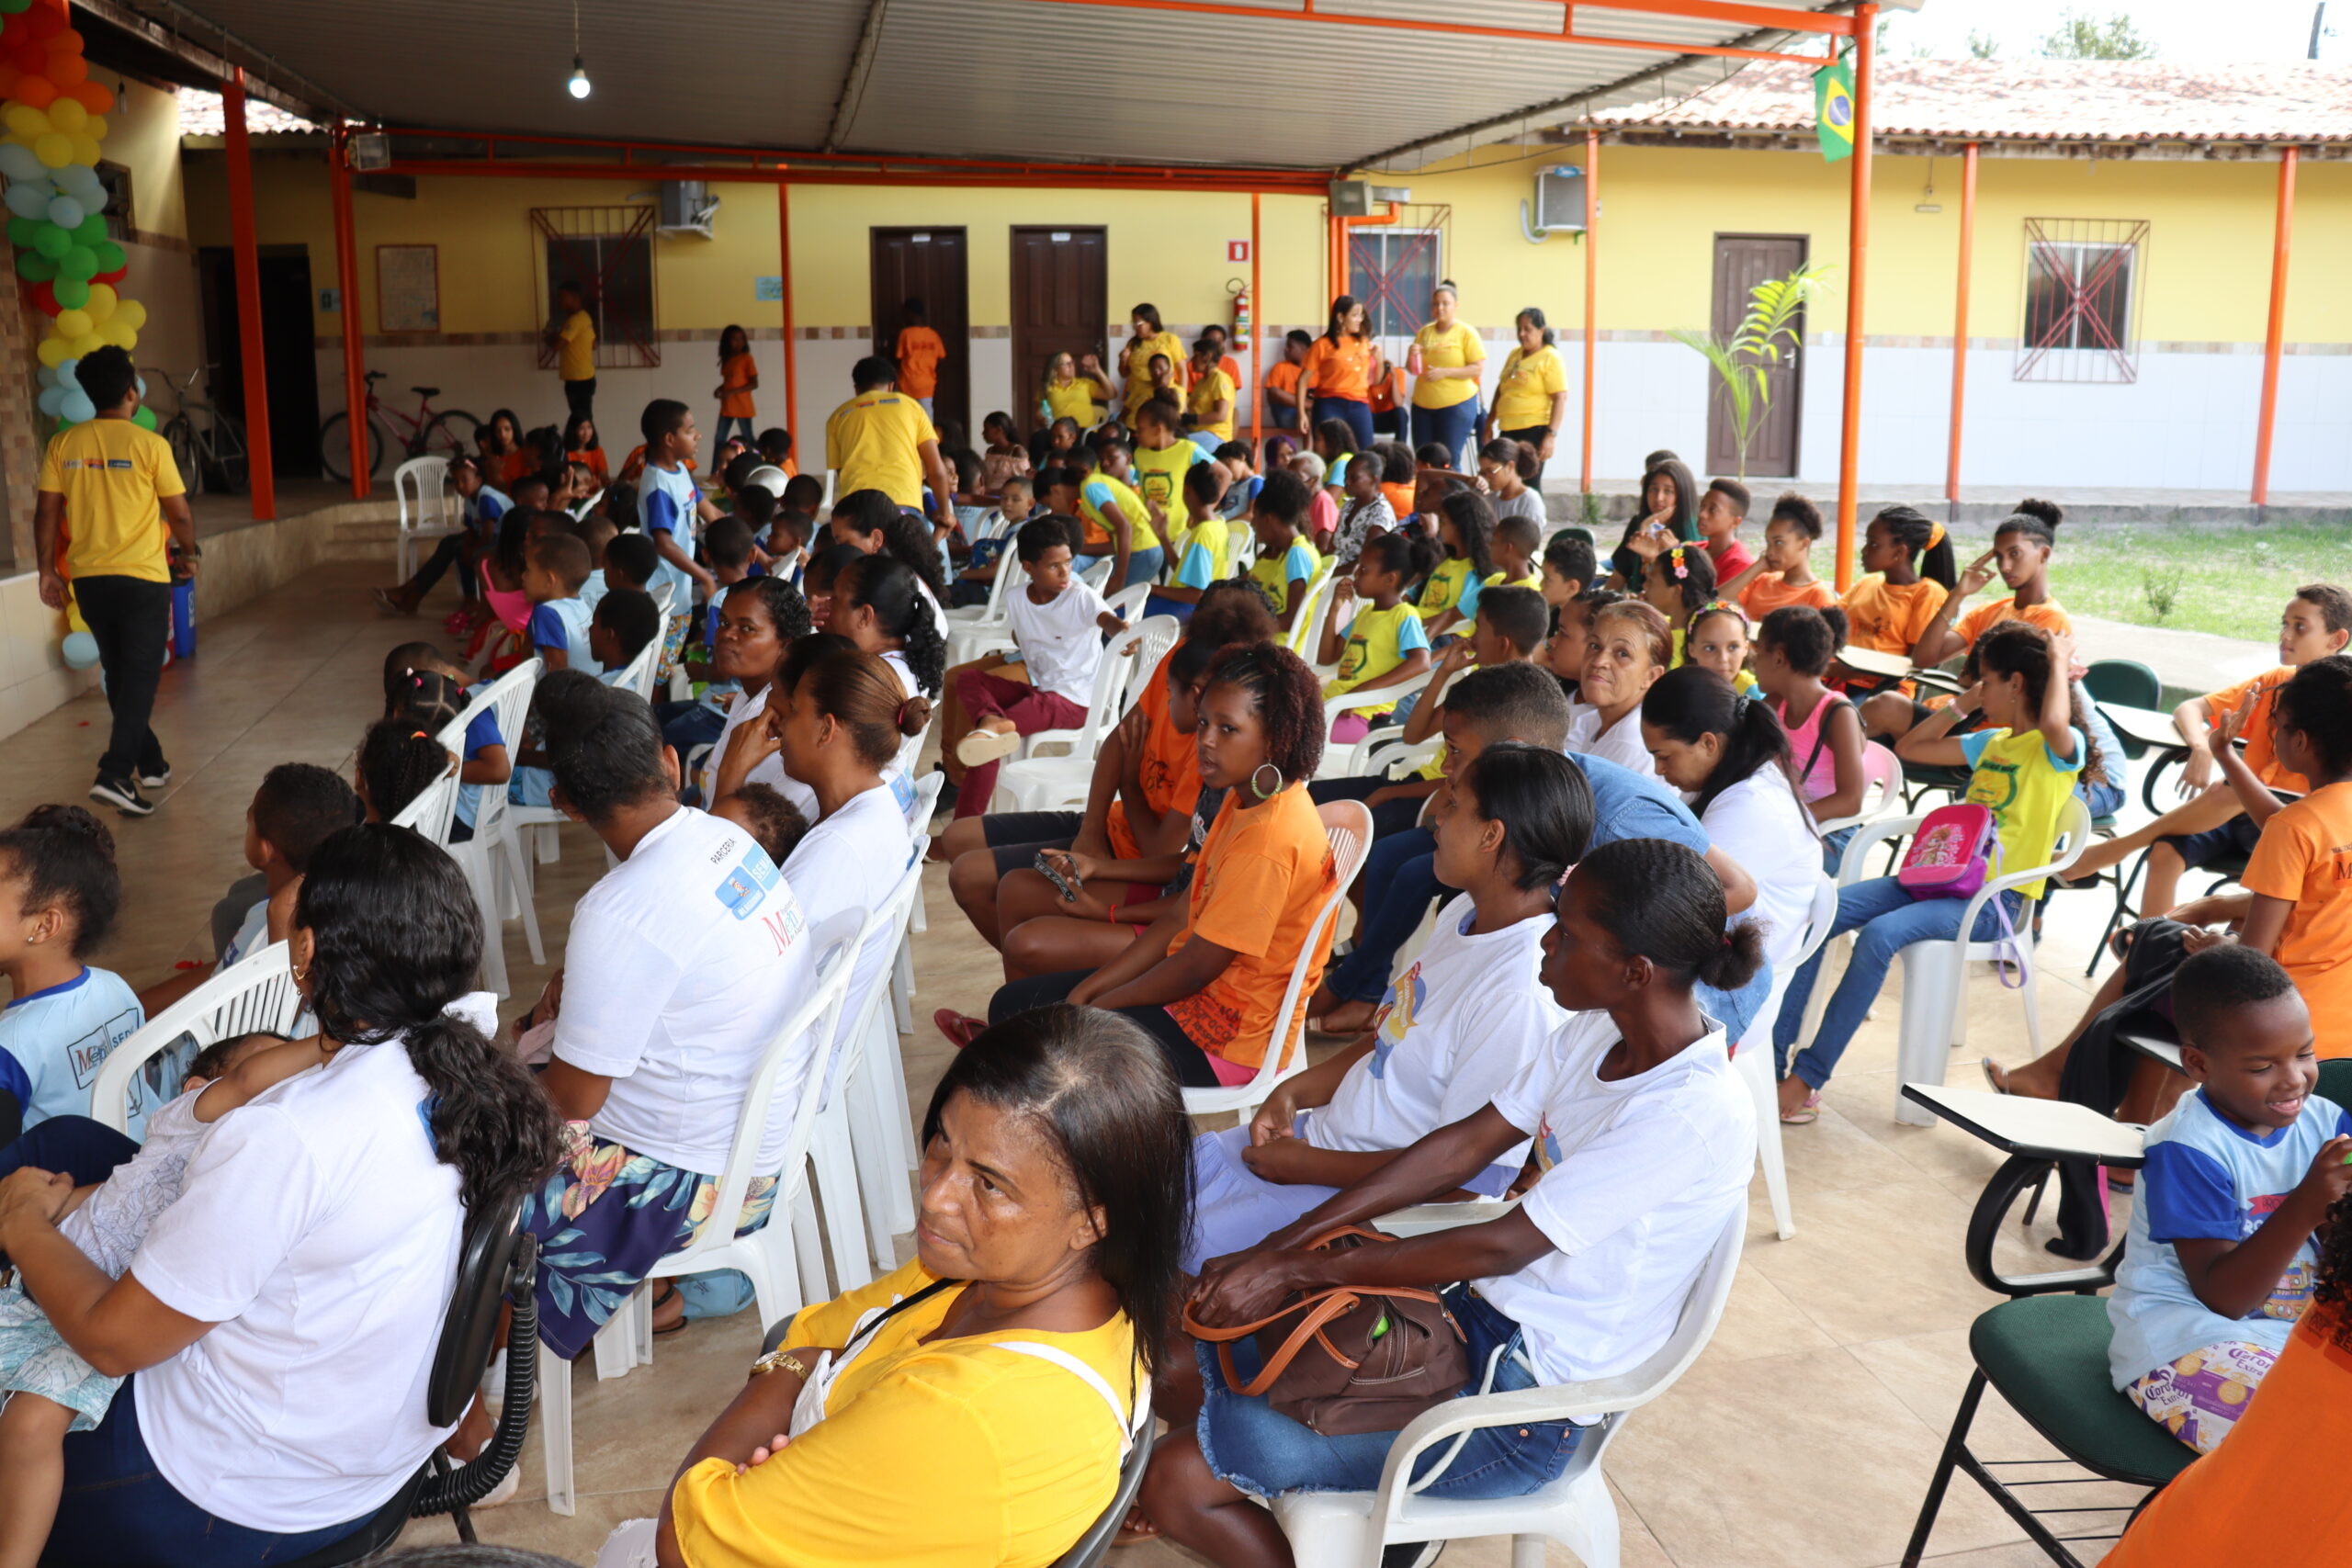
90, 776, 155, 817
1382, 1543, 1444, 1568
138, 762, 171, 789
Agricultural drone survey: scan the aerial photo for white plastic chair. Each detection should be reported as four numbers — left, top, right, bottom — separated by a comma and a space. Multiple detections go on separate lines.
1810, 739, 1904, 866
390, 762, 461, 847
1283, 560, 1340, 658
1807, 796, 2094, 1128
1182, 800, 1374, 1122
542, 909, 863, 1516
993, 615, 1181, 813
436, 658, 542, 998
886, 772, 949, 1045
946, 555, 1024, 667
1735, 871, 1840, 1243
1079, 556, 1115, 591
1272, 1203, 1748, 1568
90, 942, 309, 1134
394, 455, 458, 583
1316, 668, 1439, 781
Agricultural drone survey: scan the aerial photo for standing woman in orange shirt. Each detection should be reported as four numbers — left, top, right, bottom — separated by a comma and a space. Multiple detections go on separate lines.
1296, 294, 1385, 452
713, 323, 758, 447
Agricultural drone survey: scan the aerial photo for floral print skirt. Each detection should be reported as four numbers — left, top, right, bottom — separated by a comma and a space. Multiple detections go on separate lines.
522, 1121, 777, 1360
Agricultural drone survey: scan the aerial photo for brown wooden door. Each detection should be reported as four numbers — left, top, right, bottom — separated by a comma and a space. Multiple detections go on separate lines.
870, 227, 970, 440
1706, 233, 1808, 479
1010, 226, 1108, 438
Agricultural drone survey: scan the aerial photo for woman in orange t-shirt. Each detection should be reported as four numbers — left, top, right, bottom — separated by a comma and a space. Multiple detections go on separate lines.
1297, 296, 1385, 454
713, 322, 758, 446
957, 641, 1338, 1088
563, 412, 608, 483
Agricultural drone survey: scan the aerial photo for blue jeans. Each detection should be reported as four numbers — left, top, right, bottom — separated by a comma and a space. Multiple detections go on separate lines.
1410, 400, 1481, 468
2082, 778, 2125, 823
47, 1377, 375, 1565
1309, 395, 1374, 450
715, 414, 754, 446
1773, 876, 2024, 1089
1198, 1288, 1581, 1499
1080, 544, 1164, 594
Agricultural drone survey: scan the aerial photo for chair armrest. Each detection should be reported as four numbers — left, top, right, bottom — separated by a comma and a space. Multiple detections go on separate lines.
1371, 1379, 1646, 1504
1838, 814, 1926, 886
1321, 673, 1433, 726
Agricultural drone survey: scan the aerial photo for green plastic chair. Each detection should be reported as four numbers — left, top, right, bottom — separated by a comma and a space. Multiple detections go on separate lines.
2080, 660, 2163, 735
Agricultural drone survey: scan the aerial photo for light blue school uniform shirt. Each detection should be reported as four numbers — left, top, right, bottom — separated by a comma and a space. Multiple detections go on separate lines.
453, 684, 509, 830
638, 461, 702, 609
581, 568, 608, 612
2109, 1089, 2351, 1388
528, 596, 604, 678
468, 486, 511, 532
0, 966, 143, 1134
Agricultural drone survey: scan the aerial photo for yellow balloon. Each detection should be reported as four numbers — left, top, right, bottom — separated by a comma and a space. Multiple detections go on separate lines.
82, 283, 115, 321
52, 308, 91, 339
84, 116, 106, 142
67, 133, 99, 165
35, 335, 68, 368
65, 602, 87, 635
67, 332, 101, 357
99, 321, 133, 350
45, 98, 85, 133
32, 132, 72, 168
113, 299, 145, 331
3, 104, 48, 139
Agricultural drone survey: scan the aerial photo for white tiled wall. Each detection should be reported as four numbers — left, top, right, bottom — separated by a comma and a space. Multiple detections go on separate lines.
0, 570, 99, 742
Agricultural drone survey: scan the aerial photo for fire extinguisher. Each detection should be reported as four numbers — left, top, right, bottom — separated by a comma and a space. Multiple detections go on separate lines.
1228, 279, 1251, 341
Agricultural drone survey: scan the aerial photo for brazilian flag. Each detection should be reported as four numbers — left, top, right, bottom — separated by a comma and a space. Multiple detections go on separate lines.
1815, 54, 1855, 163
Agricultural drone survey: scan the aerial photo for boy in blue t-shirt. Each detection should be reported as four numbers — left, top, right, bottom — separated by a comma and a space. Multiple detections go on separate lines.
511, 588, 662, 808
634, 399, 718, 638
2109, 944, 2352, 1454
373, 455, 511, 616
522, 533, 603, 677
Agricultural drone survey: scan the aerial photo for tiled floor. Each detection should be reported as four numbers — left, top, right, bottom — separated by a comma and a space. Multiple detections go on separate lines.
2, 559, 2150, 1568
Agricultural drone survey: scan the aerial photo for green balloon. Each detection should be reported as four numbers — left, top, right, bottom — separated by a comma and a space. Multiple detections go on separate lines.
16, 250, 54, 281
51, 276, 87, 309
32, 222, 68, 259
131, 405, 158, 431
58, 245, 96, 282
6, 216, 35, 247
74, 215, 106, 245
0, 0, 34, 14
91, 241, 124, 273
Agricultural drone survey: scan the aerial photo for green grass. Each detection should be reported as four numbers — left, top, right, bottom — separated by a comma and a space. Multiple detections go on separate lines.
1941, 518, 2348, 644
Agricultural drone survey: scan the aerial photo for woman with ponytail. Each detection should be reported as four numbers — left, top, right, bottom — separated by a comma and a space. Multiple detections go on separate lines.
1142, 837, 1762, 1554
1838, 504, 1957, 670
828, 488, 952, 639
2, 824, 560, 1562
822, 552, 946, 784
1182, 742, 1595, 1270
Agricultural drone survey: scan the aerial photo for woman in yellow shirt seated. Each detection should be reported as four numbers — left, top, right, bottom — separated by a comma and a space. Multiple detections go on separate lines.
1407, 279, 1486, 468
1040, 350, 1112, 431
639, 1006, 1190, 1568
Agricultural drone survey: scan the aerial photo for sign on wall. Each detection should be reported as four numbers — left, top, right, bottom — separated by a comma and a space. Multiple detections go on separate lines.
377, 244, 441, 333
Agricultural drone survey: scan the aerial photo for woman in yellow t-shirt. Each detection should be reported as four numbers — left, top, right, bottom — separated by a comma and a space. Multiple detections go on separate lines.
1407, 280, 1486, 468
1118, 303, 1188, 419
1040, 350, 1111, 430
1296, 295, 1385, 452
1481, 308, 1569, 491
650, 1009, 1186, 1568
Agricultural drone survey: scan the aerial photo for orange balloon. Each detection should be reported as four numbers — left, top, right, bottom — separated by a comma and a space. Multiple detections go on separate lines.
71, 81, 108, 114
44, 54, 83, 86
25, 10, 63, 42
0, 64, 21, 99
12, 72, 52, 107
45, 29, 83, 55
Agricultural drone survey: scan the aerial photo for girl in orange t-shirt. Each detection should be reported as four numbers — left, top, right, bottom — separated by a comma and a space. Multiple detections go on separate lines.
1867, 498, 2070, 740
563, 412, 607, 483
1833, 504, 1956, 692
1297, 296, 1385, 453
714, 323, 758, 446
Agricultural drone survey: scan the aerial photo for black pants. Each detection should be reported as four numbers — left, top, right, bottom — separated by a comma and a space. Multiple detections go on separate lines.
1502, 425, 1552, 491
989, 968, 1220, 1087
565, 378, 596, 422
408, 531, 479, 601
74, 574, 171, 782
981, 809, 1084, 876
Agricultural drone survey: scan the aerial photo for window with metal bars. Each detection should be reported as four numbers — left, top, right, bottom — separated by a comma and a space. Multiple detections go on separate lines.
533, 207, 659, 370
2015, 218, 2147, 385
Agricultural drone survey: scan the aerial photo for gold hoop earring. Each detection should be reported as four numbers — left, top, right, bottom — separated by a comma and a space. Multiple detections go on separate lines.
1250, 762, 1284, 800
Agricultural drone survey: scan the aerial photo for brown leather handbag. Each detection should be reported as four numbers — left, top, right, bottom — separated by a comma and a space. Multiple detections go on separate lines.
1184, 1227, 1470, 1436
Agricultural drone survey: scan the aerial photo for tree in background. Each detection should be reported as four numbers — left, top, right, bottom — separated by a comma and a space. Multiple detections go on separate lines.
2041, 11, 2159, 59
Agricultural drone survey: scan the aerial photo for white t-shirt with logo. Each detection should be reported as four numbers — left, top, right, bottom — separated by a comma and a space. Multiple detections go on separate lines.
1697, 768, 1820, 971
1480, 1010, 1755, 1385
1308, 897, 1556, 1183
554, 807, 817, 1173
1004, 578, 1110, 707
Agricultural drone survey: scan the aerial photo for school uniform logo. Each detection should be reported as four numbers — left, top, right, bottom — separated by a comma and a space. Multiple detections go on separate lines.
1964, 760, 2021, 812
1368, 966, 1426, 1079
714, 848, 782, 920
65, 1006, 142, 1089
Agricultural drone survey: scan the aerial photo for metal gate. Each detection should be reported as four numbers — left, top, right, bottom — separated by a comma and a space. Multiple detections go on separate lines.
532, 207, 659, 370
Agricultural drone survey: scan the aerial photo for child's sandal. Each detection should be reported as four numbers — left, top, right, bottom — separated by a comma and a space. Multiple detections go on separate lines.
1780, 1091, 1823, 1125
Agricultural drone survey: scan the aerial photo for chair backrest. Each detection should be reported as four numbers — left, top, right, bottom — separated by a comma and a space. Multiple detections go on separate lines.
1572, 1201, 1748, 1465
1056, 620, 1145, 760
2081, 659, 2162, 714
1813, 739, 1902, 843
1792, 871, 1841, 971
1118, 615, 1182, 719
820, 856, 930, 1111
1079, 556, 1115, 591
395, 455, 452, 536
427, 1190, 532, 1427
979, 536, 1023, 622
906, 767, 947, 836
613, 627, 664, 700
1049, 1414, 1158, 1568
1233, 799, 1374, 1097
1283, 559, 1340, 657
390, 763, 462, 846
1106, 580, 1152, 626
91, 942, 309, 1133
650, 580, 679, 617
438, 658, 541, 842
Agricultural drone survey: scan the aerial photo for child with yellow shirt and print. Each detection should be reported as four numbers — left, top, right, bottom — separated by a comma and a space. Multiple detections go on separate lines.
1319, 532, 1437, 744
1415, 491, 1498, 639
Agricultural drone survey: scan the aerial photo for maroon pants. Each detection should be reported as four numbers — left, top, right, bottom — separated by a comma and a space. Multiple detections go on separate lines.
953, 668, 1087, 818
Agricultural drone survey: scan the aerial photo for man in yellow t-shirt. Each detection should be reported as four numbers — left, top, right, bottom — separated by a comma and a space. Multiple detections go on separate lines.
34, 346, 195, 816
548, 279, 597, 422
825, 356, 956, 540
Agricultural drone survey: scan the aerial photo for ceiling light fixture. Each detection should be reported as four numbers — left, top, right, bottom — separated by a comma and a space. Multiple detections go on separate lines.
567, 0, 590, 98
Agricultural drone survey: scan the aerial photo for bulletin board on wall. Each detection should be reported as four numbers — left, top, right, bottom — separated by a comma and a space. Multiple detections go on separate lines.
376, 243, 441, 333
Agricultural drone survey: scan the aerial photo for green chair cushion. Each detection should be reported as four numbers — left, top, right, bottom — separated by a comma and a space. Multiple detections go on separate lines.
1970, 1294, 2197, 1487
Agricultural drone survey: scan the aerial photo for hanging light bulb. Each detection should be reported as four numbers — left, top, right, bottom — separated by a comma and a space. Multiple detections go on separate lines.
568, 54, 592, 98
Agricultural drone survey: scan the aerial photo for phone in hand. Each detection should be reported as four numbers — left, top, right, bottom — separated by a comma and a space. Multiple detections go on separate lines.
1035, 851, 1083, 904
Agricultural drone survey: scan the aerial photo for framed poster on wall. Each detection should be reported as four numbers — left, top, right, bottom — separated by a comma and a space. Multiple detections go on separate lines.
377, 243, 440, 333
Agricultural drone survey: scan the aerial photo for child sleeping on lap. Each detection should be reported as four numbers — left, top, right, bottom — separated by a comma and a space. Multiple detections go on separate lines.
0, 1030, 323, 1568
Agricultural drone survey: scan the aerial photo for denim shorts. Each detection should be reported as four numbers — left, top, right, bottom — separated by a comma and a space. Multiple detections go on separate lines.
1197, 1286, 1582, 1499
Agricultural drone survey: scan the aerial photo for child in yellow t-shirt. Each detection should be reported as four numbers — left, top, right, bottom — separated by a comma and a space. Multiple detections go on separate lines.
1414, 491, 1498, 638
1148, 463, 1234, 621
1319, 532, 1438, 741
1243, 470, 1321, 635
1185, 338, 1238, 445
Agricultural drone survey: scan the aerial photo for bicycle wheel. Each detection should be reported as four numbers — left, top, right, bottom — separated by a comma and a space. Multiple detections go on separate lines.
423, 410, 479, 462
217, 423, 250, 493
319, 411, 382, 483
162, 415, 201, 496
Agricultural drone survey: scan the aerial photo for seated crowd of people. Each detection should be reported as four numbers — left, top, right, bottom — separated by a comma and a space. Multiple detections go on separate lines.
0, 330, 2342, 1568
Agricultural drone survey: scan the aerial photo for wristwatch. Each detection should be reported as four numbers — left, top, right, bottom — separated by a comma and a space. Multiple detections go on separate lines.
750, 1348, 808, 1380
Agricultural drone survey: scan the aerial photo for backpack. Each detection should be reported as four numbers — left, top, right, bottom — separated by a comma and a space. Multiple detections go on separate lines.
1897, 801, 2000, 900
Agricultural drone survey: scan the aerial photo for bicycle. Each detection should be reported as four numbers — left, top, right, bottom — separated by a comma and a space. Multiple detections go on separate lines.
142, 364, 250, 495
319, 370, 480, 482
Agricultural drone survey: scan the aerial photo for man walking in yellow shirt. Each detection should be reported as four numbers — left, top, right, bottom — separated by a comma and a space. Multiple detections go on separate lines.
35, 345, 197, 817
548, 279, 597, 422
824, 356, 956, 544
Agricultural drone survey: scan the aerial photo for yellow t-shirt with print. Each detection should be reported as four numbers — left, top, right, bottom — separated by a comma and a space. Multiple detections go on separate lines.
1416, 556, 1477, 624
1186, 369, 1238, 440
1130, 440, 1206, 543
38, 418, 186, 582
1248, 539, 1321, 617
1491, 344, 1566, 431
1170, 514, 1232, 591
1956, 724, 2086, 899
1078, 473, 1159, 552
1411, 322, 1486, 410
1324, 600, 1433, 716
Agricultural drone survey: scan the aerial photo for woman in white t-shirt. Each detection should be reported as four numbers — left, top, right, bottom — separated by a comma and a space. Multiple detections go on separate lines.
1139, 839, 1760, 1558
827, 553, 944, 783
1640, 664, 1824, 1056
1566, 600, 1670, 779
0, 825, 560, 1563
1182, 743, 1593, 1270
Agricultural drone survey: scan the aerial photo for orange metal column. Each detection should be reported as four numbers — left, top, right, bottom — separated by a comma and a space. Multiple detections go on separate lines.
2251, 146, 2297, 509
777, 181, 798, 446
1943, 141, 1976, 517
1250, 190, 1262, 450
1581, 127, 1599, 499
328, 126, 369, 500
1832, 3, 1875, 592
220, 69, 275, 521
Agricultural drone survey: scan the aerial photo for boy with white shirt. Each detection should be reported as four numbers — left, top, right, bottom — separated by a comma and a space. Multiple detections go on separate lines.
949, 517, 1129, 819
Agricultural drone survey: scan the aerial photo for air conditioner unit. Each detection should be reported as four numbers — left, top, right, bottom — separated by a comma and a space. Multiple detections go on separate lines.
657, 180, 719, 238
1530, 165, 1587, 233
349, 133, 390, 172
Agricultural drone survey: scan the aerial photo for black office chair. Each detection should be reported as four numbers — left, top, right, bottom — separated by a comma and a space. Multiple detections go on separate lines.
280, 1191, 541, 1566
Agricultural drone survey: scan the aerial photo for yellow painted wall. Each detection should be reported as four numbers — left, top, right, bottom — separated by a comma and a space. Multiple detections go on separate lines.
182, 142, 2344, 345
100, 75, 191, 242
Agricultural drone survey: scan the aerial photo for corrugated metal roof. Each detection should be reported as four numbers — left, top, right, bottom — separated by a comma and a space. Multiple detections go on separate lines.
1589, 60, 2352, 143
156, 0, 1853, 170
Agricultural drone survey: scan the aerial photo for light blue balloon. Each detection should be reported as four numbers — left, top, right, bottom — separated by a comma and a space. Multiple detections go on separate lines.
135, 374, 146, 398
56, 164, 101, 199
0, 142, 43, 182
35, 364, 54, 388
45, 196, 83, 230
36, 385, 62, 415
56, 357, 78, 389
3, 183, 50, 220
59, 389, 95, 424
61, 631, 98, 670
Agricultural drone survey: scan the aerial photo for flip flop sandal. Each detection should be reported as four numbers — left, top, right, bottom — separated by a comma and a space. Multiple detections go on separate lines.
933, 1009, 988, 1050
1780, 1091, 1823, 1125
1982, 1057, 2011, 1094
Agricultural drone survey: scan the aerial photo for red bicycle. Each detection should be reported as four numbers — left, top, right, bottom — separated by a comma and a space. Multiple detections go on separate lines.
319, 370, 480, 481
